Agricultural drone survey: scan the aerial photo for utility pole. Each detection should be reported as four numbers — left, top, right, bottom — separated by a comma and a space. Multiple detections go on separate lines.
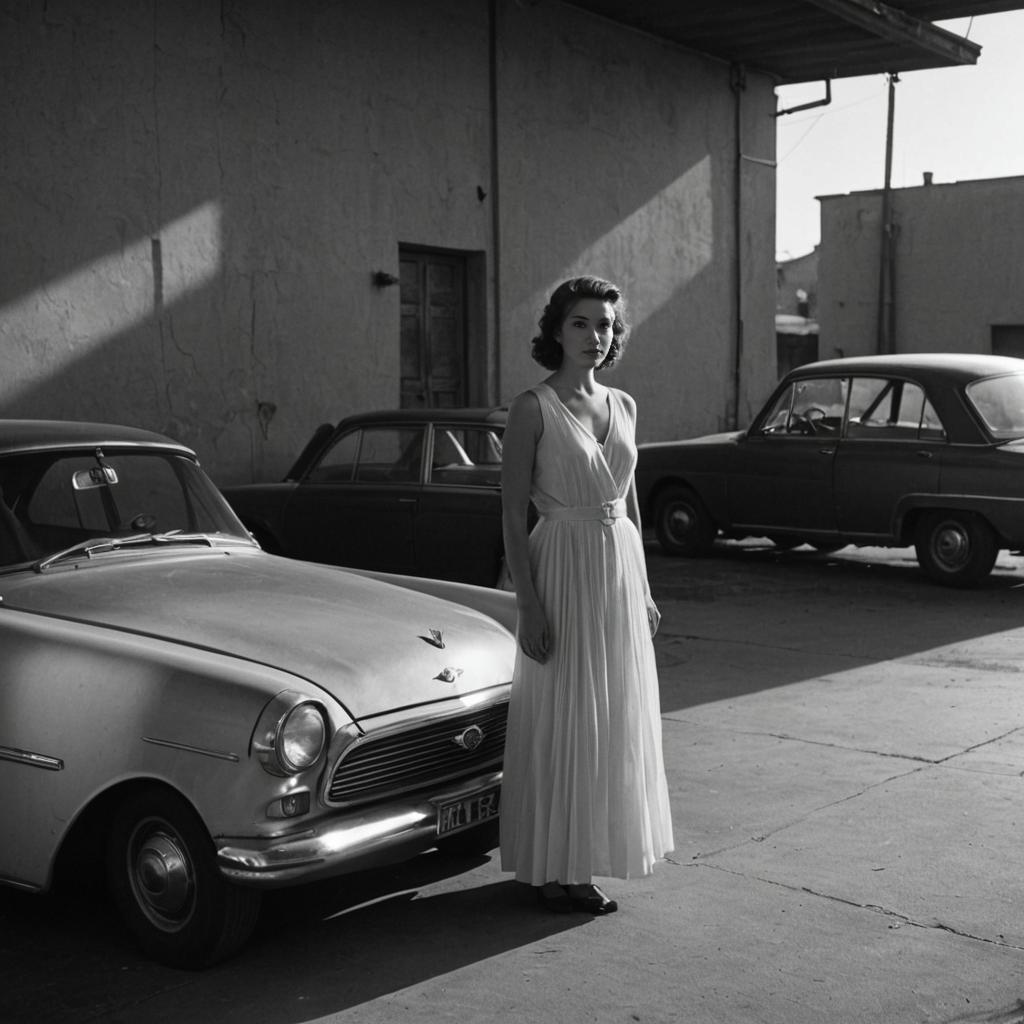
876, 72, 898, 354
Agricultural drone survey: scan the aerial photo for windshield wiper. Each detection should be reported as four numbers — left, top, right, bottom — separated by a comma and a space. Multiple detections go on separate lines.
34, 531, 216, 572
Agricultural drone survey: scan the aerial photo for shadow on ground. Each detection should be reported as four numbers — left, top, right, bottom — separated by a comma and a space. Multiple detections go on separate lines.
0, 848, 581, 1024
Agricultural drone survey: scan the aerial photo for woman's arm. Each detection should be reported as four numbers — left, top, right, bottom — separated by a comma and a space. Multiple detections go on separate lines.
620, 391, 661, 637
501, 390, 550, 662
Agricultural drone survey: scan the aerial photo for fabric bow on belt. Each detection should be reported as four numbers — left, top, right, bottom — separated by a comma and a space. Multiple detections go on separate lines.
542, 498, 627, 527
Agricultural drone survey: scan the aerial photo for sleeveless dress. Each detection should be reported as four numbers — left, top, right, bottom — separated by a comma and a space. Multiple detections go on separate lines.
499, 382, 674, 885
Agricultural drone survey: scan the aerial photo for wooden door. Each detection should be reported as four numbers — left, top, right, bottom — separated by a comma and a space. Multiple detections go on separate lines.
400, 250, 467, 408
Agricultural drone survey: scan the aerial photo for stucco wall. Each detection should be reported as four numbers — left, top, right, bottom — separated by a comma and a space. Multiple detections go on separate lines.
818, 176, 1024, 360
1, 0, 778, 483
495, 2, 777, 437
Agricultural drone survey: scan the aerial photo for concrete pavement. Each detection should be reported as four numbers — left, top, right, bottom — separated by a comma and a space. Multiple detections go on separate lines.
3, 540, 1024, 1023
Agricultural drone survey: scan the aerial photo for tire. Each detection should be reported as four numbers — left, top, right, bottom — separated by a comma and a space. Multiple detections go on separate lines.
435, 820, 500, 858
653, 485, 716, 556
107, 789, 262, 969
914, 510, 998, 588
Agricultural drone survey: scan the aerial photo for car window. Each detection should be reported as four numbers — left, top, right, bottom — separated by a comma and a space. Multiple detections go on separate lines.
966, 373, 1024, 439
306, 427, 425, 484
0, 449, 249, 568
846, 378, 946, 441
758, 377, 848, 436
429, 426, 504, 488
26, 454, 189, 530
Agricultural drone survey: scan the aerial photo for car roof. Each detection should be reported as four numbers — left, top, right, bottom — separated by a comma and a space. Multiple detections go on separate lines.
789, 353, 1024, 383
335, 407, 508, 428
0, 419, 194, 457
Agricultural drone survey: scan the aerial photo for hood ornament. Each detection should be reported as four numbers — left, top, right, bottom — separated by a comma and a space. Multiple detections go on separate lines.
435, 667, 463, 683
420, 629, 445, 649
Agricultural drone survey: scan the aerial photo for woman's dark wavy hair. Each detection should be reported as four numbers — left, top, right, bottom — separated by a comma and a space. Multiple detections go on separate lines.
531, 276, 630, 371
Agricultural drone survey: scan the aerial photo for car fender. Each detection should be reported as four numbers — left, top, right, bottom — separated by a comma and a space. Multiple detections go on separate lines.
894, 493, 1024, 545
0, 608, 349, 892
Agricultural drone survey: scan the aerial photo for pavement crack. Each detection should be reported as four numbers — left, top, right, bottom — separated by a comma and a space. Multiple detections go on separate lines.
694, 863, 1024, 952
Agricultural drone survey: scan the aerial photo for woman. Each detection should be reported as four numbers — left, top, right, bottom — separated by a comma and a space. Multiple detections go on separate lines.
499, 275, 674, 914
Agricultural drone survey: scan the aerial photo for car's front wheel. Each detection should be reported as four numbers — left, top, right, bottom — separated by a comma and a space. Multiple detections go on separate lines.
653, 485, 716, 556
107, 788, 262, 969
914, 510, 998, 587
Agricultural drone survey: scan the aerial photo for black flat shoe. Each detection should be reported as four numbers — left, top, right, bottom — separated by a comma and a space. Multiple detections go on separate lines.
567, 884, 618, 915
536, 882, 573, 913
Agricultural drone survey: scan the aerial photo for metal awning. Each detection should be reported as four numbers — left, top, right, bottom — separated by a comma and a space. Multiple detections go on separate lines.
564, 1, 1024, 82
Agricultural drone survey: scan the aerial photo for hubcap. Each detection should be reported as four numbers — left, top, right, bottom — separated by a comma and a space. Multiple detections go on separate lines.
933, 523, 970, 570
129, 823, 195, 930
668, 505, 695, 540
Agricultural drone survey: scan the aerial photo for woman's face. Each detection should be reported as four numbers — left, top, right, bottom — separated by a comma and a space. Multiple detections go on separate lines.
556, 298, 615, 368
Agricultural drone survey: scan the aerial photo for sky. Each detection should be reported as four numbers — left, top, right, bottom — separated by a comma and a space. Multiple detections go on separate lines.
775, 8, 1024, 261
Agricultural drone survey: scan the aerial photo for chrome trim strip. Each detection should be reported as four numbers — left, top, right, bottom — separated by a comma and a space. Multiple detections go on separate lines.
142, 736, 240, 763
0, 746, 63, 771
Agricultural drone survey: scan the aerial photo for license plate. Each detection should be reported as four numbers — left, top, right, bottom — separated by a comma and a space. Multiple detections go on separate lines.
436, 786, 500, 837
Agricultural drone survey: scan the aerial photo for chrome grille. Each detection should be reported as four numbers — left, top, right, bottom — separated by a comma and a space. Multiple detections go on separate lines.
327, 701, 508, 806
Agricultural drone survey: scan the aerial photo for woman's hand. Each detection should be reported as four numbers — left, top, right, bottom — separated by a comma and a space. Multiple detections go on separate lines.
645, 594, 661, 637
517, 601, 551, 663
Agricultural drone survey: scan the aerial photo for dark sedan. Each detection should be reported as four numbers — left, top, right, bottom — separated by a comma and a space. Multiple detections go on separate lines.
222, 408, 509, 587
636, 353, 1024, 587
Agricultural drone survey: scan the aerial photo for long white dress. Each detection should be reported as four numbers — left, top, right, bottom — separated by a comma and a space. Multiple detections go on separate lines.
499, 382, 674, 885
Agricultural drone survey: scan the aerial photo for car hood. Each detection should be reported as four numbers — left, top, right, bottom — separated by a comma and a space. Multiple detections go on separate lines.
0, 550, 514, 722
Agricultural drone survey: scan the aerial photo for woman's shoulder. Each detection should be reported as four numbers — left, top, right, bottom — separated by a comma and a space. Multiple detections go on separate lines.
609, 386, 637, 419
506, 387, 545, 434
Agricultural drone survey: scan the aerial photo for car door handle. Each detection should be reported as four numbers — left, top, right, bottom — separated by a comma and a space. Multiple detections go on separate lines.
915, 450, 934, 459
818, 448, 835, 455
398, 498, 417, 503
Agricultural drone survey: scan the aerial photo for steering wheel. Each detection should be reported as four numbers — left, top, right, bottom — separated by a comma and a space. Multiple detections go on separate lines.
792, 406, 827, 435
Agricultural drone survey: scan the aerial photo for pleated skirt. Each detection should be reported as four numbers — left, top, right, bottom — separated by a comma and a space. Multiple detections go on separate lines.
499, 516, 674, 885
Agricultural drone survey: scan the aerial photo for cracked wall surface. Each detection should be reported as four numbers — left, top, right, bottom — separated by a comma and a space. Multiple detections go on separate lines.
0, 0, 777, 482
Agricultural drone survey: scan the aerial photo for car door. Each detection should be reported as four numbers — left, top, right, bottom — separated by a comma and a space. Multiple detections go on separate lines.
727, 376, 845, 535
414, 423, 505, 585
833, 377, 944, 538
281, 424, 424, 573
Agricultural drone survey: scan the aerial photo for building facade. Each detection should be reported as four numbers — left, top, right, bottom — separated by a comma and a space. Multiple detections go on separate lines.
0, 0, 779, 483
818, 175, 1024, 363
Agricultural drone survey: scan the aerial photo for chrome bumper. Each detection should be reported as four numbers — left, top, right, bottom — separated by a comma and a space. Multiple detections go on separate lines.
215, 770, 502, 887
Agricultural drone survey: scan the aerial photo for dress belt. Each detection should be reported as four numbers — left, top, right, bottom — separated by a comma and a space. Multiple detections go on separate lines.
541, 498, 627, 526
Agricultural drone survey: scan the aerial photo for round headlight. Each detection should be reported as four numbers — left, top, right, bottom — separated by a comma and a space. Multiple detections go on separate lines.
278, 703, 326, 773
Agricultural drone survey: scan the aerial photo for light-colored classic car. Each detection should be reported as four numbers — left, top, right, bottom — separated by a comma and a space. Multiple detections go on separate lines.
0, 420, 515, 967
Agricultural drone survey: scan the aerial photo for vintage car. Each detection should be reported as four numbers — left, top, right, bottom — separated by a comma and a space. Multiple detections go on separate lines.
221, 408, 509, 588
0, 420, 515, 967
636, 353, 1024, 587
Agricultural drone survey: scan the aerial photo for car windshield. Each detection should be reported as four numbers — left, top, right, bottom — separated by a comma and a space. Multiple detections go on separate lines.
965, 373, 1024, 440
0, 448, 252, 570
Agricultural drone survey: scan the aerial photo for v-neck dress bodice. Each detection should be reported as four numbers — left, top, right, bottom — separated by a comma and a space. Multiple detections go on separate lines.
499, 384, 674, 885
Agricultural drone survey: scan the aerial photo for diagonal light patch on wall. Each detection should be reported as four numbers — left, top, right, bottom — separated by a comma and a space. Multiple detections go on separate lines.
0, 202, 222, 404
555, 156, 715, 327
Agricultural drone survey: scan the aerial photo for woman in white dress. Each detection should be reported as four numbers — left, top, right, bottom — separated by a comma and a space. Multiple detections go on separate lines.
500, 276, 674, 914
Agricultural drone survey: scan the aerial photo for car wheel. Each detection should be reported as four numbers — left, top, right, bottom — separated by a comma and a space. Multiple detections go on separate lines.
653, 485, 716, 556
107, 789, 262, 969
435, 821, 500, 858
914, 511, 997, 587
